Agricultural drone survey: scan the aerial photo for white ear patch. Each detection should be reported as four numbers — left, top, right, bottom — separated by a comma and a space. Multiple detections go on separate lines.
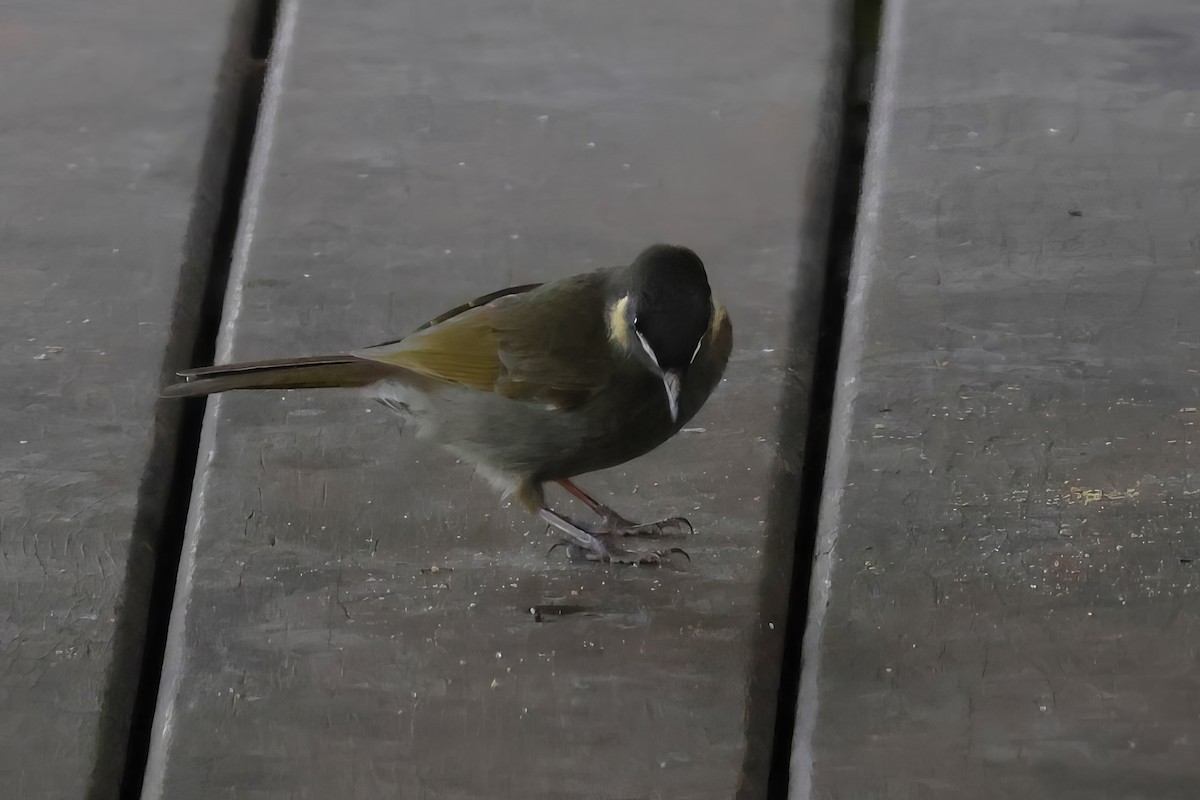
634, 324, 662, 370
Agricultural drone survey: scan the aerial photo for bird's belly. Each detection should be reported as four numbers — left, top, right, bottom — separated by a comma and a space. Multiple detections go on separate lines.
367, 378, 675, 483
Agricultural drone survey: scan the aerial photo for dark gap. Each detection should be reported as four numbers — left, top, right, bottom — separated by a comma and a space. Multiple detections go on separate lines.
113, 1, 282, 798
766, 0, 883, 797
251, 0, 281, 58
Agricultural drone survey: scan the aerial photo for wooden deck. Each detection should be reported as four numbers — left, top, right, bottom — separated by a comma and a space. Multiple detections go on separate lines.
2, 1, 1197, 798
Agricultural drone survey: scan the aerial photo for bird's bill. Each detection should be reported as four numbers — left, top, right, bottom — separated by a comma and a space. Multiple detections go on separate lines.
663, 369, 682, 422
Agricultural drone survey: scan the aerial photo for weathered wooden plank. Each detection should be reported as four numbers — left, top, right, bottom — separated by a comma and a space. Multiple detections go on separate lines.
145, 1, 842, 797
0, 1, 253, 797
794, 0, 1200, 797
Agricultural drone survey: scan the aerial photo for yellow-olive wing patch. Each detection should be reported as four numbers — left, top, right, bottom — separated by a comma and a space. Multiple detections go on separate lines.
355, 275, 612, 409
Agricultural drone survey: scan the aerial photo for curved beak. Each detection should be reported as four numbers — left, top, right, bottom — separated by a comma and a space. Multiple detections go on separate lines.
663, 369, 682, 423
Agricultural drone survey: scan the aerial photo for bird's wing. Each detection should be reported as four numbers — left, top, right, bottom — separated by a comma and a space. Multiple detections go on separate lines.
364, 283, 543, 349
353, 275, 612, 408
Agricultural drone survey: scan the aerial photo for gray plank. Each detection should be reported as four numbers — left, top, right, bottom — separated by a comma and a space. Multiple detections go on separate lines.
0, 1, 254, 797
794, 0, 1200, 797
143, 0, 842, 797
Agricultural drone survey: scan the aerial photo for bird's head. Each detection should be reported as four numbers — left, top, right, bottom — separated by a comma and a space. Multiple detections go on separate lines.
609, 243, 713, 422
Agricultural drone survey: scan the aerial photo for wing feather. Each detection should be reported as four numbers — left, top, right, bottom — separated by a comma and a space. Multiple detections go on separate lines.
353, 273, 613, 408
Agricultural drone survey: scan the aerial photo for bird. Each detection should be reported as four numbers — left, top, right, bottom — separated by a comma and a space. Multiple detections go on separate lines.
165, 243, 733, 564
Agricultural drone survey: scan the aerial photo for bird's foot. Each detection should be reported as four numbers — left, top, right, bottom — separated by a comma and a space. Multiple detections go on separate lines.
553, 541, 689, 565
554, 479, 694, 538
611, 545, 689, 565
540, 508, 686, 566
596, 510, 694, 538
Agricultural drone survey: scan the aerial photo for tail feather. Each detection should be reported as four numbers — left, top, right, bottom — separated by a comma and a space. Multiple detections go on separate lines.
162, 354, 395, 398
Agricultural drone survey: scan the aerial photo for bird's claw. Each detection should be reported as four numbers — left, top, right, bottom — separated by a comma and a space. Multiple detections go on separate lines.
601, 512, 695, 538
549, 540, 688, 566
542, 505, 693, 566
632, 516, 694, 537
609, 545, 690, 566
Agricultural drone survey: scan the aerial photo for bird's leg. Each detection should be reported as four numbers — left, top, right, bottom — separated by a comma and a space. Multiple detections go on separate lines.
555, 479, 694, 538
538, 508, 609, 561
538, 508, 682, 566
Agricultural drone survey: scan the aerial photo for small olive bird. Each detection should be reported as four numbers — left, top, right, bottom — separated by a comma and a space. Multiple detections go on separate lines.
165, 244, 732, 564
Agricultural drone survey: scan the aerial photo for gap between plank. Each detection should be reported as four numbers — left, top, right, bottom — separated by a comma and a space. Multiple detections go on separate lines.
108, 2, 283, 798
766, 0, 885, 796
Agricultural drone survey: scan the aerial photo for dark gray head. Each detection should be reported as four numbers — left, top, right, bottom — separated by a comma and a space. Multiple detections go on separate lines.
628, 244, 712, 371
615, 244, 714, 421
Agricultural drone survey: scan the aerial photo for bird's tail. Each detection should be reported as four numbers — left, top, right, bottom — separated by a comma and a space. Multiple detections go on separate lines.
162, 354, 396, 398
